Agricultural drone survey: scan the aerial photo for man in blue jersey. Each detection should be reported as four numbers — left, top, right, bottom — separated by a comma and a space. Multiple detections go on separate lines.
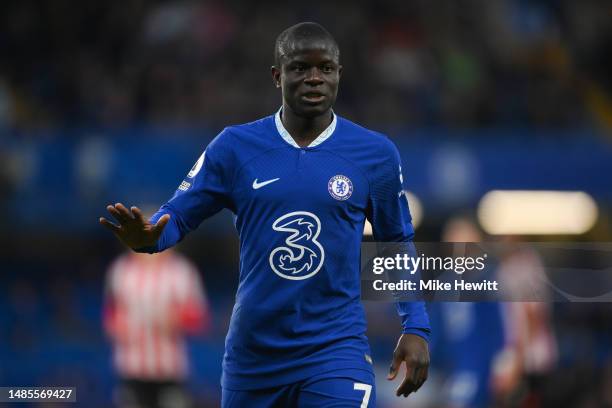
100, 22, 430, 407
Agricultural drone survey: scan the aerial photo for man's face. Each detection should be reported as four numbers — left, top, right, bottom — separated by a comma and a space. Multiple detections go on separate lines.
272, 39, 342, 118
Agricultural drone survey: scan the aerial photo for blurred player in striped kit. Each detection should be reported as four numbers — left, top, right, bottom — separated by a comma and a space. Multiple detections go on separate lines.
103, 248, 210, 408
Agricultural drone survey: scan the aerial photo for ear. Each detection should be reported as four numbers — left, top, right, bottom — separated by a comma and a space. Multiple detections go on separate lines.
271, 66, 281, 88
338, 64, 343, 79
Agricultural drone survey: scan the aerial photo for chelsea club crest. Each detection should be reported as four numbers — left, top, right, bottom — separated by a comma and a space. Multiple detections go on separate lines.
328, 175, 353, 201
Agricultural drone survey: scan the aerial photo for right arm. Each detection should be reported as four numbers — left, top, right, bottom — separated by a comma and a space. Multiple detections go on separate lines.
100, 129, 235, 252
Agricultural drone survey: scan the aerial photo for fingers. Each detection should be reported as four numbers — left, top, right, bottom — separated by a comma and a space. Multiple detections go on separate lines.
114, 202, 135, 221
131, 206, 147, 224
396, 377, 416, 397
396, 362, 417, 397
101, 203, 165, 249
389, 334, 431, 398
106, 205, 122, 222
391, 353, 429, 397
153, 214, 171, 232
106, 203, 130, 225
106, 203, 147, 226
99, 217, 121, 234
414, 364, 428, 392
387, 352, 402, 380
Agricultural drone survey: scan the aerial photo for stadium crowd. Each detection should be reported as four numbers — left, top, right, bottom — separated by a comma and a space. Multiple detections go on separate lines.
1, 0, 612, 131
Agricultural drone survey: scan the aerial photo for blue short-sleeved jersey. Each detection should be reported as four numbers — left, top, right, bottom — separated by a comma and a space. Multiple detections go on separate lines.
145, 111, 430, 390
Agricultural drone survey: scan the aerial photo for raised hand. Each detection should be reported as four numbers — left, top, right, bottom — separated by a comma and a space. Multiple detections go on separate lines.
99, 203, 170, 250
387, 333, 430, 397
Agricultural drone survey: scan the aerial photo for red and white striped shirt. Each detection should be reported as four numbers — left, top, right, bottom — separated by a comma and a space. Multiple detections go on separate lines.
104, 250, 209, 380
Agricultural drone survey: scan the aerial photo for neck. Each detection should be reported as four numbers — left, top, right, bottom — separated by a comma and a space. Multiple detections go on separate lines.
281, 103, 333, 148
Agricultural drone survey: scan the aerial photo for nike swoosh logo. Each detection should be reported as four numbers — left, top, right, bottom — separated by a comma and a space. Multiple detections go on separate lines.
252, 178, 280, 189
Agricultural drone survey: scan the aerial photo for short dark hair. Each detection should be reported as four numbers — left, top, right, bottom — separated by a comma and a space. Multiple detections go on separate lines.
274, 22, 339, 66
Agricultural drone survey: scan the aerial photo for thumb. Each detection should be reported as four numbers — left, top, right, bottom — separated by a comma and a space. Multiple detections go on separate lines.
154, 214, 171, 231
388, 353, 402, 380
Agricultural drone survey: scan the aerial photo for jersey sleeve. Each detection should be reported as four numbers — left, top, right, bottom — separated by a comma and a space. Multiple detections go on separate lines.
137, 129, 235, 253
366, 138, 431, 342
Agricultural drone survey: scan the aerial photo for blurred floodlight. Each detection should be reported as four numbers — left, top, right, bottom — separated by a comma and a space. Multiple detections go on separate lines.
363, 191, 423, 236
478, 190, 598, 235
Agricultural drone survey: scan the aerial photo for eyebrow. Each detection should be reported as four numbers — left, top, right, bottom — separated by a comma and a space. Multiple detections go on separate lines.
286, 58, 337, 64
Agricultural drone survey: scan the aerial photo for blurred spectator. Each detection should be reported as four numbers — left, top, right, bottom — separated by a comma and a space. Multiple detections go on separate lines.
1, 0, 609, 130
103, 249, 210, 408
427, 215, 506, 408
492, 241, 558, 407
434, 217, 559, 407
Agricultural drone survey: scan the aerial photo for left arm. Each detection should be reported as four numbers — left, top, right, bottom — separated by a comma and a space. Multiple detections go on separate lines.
366, 139, 431, 397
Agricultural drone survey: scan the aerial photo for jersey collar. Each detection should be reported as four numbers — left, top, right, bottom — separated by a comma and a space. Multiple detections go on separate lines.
274, 107, 337, 148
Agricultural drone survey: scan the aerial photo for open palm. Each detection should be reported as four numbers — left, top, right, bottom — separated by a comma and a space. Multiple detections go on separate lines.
99, 203, 170, 250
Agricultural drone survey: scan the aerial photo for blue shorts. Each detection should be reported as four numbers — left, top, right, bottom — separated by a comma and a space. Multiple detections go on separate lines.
222, 368, 376, 408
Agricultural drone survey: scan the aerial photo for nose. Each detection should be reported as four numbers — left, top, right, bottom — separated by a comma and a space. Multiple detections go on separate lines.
304, 67, 323, 85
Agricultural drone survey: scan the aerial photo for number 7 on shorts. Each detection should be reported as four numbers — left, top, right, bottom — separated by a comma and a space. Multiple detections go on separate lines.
353, 383, 372, 408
